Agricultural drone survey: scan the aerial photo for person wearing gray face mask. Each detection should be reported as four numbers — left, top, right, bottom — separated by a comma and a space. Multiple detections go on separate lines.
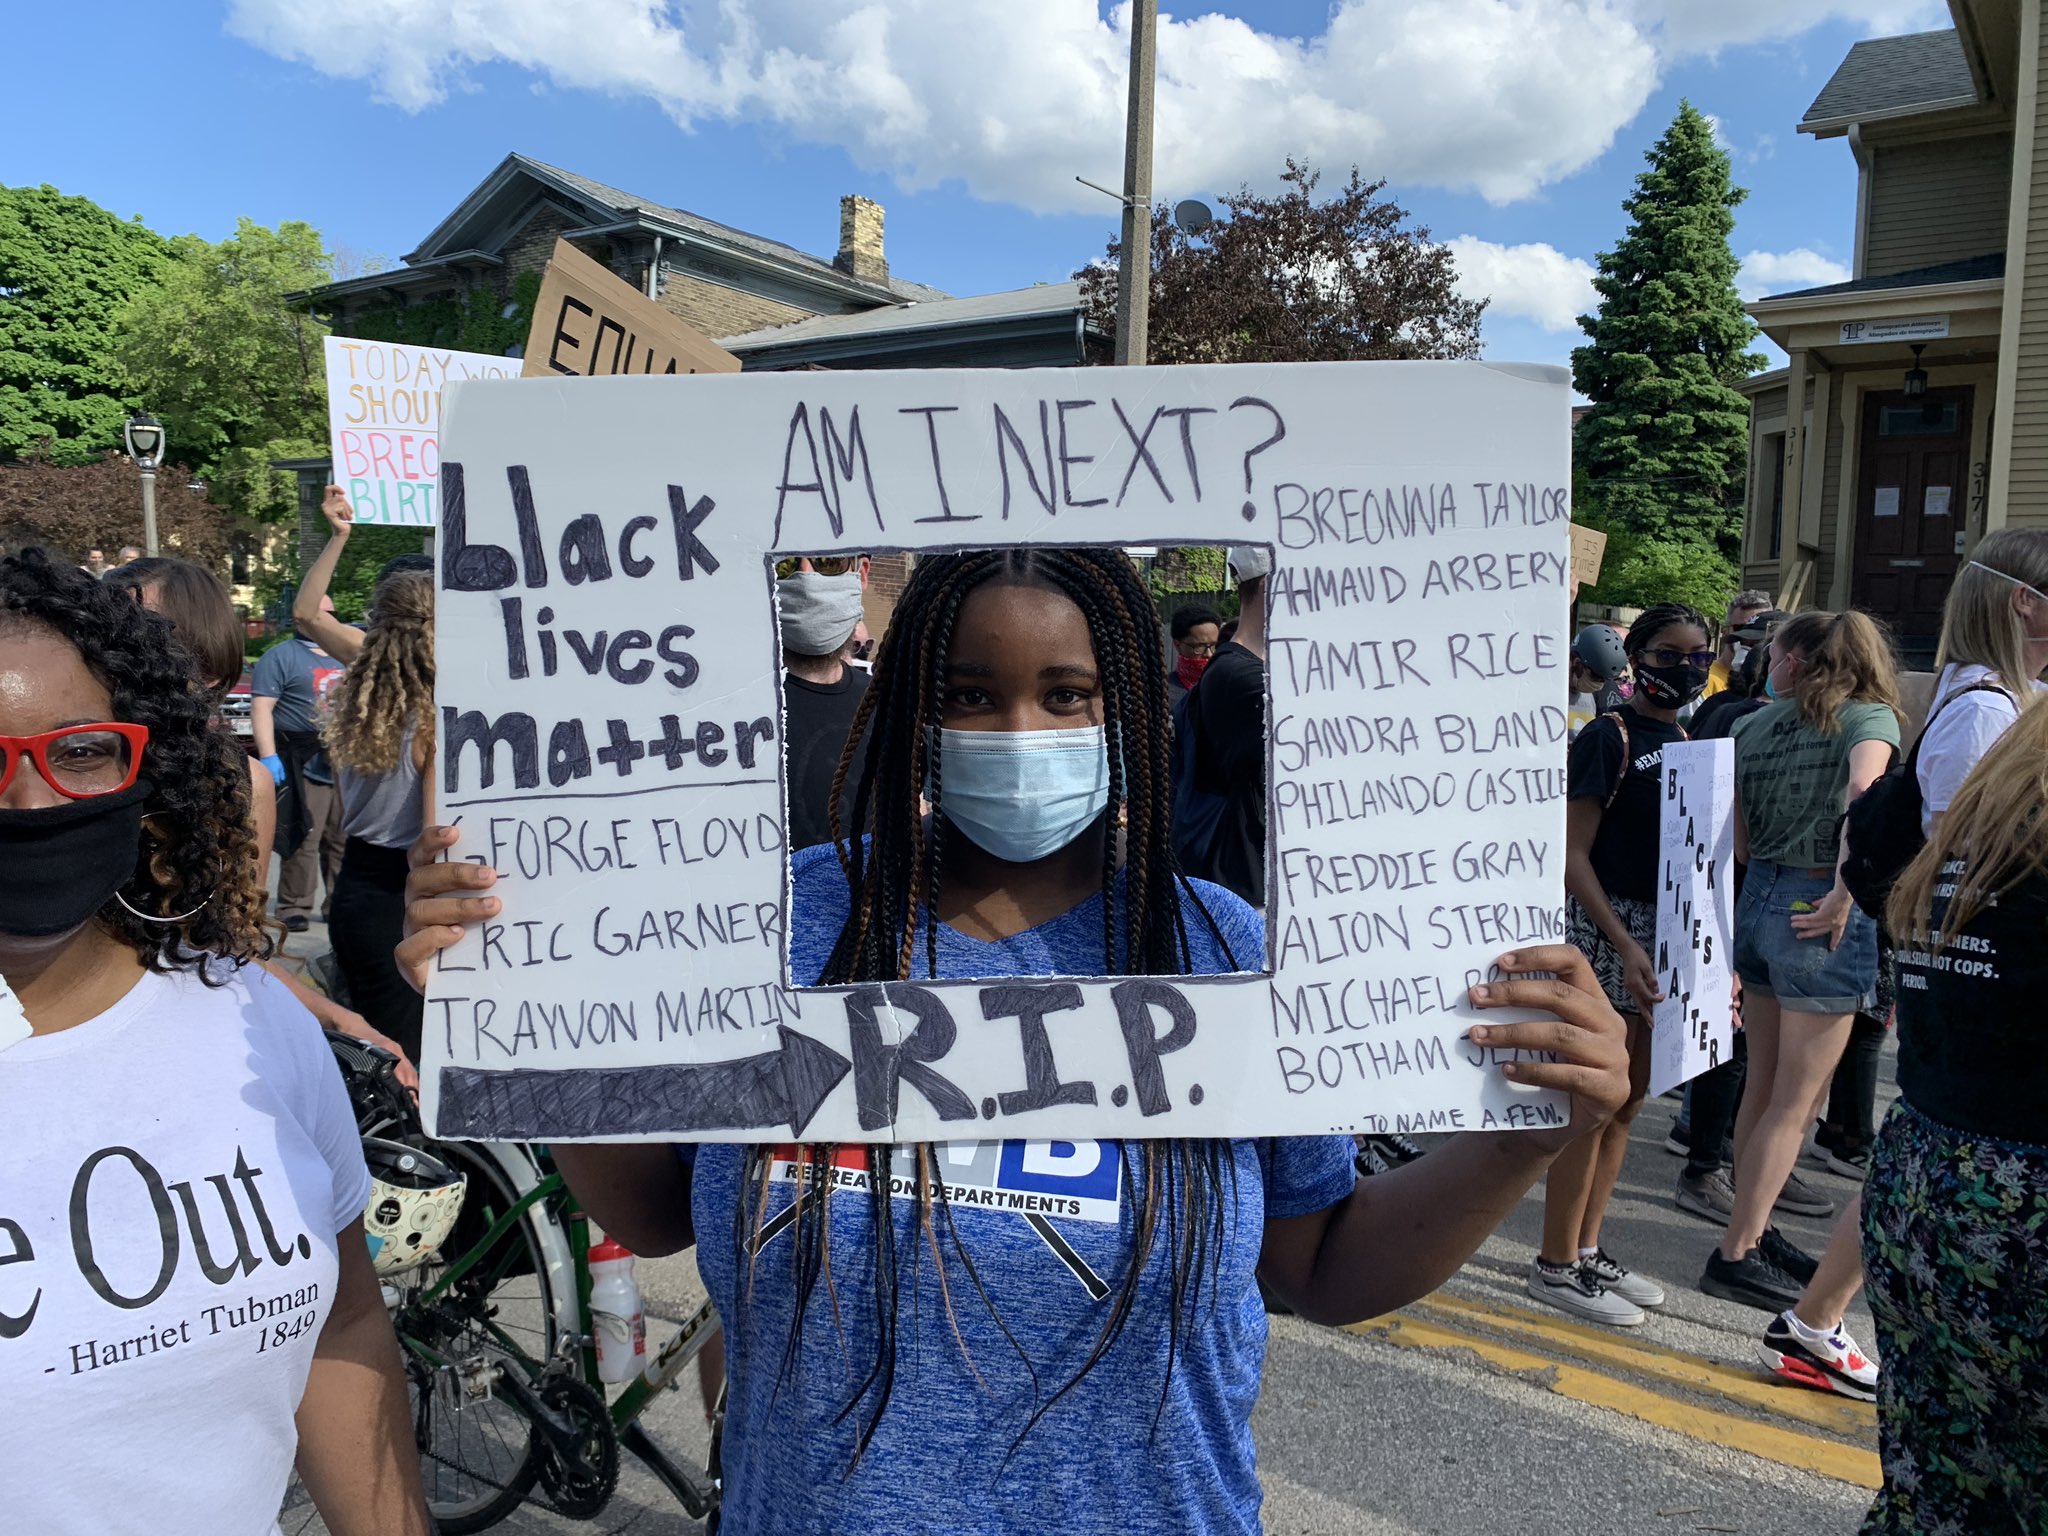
777, 556, 874, 849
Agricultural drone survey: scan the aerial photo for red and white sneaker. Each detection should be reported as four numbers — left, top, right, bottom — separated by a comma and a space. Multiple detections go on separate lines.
1760, 1312, 1878, 1401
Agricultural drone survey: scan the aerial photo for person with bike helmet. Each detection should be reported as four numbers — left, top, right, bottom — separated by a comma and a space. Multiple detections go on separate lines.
0, 548, 429, 1535
397, 547, 1631, 1536
1567, 622, 1632, 739
1528, 601, 1713, 1326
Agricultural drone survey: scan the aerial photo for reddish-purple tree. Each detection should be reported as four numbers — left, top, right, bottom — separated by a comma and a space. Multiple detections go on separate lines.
0, 449, 246, 571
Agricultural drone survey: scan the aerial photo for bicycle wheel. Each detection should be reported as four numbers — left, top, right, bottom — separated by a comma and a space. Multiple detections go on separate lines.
395, 1138, 575, 1534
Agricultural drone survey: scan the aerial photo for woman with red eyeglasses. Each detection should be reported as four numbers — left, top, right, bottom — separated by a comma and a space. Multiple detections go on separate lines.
0, 549, 428, 1535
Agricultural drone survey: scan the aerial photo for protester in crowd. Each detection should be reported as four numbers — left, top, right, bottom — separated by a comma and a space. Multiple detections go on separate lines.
1705, 590, 1775, 699
79, 547, 107, 579
1165, 599, 1223, 708
116, 544, 142, 566
1703, 611, 1900, 1320
1857, 705, 2048, 1528
1761, 530, 2048, 1402
775, 553, 872, 850
106, 552, 417, 1083
1179, 548, 1267, 907
0, 548, 428, 1534
255, 574, 356, 931
1531, 602, 1712, 1325
1567, 623, 1633, 740
394, 546, 1632, 1536
290, 490, 433, 1061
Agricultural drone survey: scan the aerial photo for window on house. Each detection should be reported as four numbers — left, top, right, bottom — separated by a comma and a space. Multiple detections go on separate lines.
1758, 433, 1786, 561
1878, 403, 1960, 436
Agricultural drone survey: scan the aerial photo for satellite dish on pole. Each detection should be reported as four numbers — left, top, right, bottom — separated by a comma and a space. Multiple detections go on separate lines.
1173, 198, 1215, 235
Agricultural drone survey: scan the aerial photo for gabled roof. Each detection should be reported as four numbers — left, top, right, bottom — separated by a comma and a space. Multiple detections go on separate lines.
720, 281, 1090, 369
1753, 251, 2004, 304
1799, 29, 1981, 134
408, 153, 946, 304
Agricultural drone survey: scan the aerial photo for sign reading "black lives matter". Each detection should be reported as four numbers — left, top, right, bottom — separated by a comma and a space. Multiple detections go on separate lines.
425, 362, 1573, 1144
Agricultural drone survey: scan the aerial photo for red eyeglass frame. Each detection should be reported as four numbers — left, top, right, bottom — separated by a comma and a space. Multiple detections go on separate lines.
0, 723, 151, 800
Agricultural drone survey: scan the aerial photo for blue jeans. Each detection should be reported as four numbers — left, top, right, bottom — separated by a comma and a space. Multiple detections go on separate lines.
1732, 861, 1877, 1015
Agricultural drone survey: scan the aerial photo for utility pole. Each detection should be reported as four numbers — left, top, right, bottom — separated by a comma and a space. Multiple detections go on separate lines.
1114, 0, 1157, 366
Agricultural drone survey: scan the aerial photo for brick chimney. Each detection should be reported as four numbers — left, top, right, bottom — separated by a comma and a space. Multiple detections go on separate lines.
836, 195, 889, 284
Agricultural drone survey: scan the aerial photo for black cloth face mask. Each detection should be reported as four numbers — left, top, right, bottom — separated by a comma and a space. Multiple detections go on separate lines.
1634, 662, 1709, 709
0, 781, 151, 938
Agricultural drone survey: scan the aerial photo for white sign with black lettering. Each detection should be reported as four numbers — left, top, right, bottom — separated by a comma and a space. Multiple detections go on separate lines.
426, 363, 1572, 1143
1650, 739, 1736, 1096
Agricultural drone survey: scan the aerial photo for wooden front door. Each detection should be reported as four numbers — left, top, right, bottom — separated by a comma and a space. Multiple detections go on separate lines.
1852, 387, 1971, 645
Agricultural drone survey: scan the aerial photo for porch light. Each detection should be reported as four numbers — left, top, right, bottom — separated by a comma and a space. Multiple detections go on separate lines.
1904, 345, 1929, 399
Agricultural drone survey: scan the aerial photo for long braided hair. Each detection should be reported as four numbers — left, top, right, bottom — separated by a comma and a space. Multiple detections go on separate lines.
324, 570, 435, 775
0, 548, 270, 975
741, 548, 1242, 1462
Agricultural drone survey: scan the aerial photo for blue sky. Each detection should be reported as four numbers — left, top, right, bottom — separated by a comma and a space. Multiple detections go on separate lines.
4, 2, 1953, 372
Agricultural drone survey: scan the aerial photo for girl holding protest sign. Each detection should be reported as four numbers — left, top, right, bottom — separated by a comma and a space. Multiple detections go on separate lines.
1532, 600, 1712, 1326
398, 547, 1632, 1535
0, 549, 428, 1535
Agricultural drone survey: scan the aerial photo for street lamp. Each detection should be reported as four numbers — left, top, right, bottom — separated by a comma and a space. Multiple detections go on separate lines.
123, 411, 165, 557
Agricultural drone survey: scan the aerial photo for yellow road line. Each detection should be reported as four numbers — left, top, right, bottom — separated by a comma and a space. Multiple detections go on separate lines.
1349, 1315, 1883, 1490
1414, 1293, 1878, 1440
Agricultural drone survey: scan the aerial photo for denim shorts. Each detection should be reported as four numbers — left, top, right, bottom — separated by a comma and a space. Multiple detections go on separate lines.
1732, 861, 1878, 1015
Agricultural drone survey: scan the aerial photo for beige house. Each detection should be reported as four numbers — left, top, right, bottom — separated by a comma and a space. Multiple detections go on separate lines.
1742, 1, 2048, 660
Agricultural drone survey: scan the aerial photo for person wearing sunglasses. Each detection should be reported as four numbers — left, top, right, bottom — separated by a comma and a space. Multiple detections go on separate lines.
776, 552, 873, 850
0, 549, 428, 1535
1531, 601, 1715, 1326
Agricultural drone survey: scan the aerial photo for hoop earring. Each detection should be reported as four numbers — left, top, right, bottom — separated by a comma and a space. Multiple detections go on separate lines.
114, 887, 213, 925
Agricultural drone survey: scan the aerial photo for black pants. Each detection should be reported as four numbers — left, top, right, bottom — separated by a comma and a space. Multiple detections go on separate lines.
1685, 1032, 1748, 1177
328, 837, 423, 1064
1823, 1011, 1887, 1155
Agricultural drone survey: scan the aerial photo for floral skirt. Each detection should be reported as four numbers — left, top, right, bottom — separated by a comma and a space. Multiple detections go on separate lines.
1859, 1101, 2048, 1534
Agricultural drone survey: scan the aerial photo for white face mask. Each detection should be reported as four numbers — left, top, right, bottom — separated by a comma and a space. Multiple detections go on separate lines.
1732, 643, 1752, 669
936, 726, 1110, 864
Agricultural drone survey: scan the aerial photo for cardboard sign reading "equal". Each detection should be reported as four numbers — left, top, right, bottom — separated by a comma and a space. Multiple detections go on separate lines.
522, 239, 740, 381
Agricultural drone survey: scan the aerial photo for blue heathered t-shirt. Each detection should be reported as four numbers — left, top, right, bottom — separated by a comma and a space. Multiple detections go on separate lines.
688, 842, 1357, 1536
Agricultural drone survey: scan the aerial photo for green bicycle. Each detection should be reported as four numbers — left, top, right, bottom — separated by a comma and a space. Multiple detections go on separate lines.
285, 1034, 724, 1533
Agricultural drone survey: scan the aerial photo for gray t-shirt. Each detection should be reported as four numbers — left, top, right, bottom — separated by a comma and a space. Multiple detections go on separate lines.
337, 729, 424, 849
1732, 698, 1900, 868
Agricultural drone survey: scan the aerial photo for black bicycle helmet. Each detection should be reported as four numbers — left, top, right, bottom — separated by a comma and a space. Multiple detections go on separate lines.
1571, 624, 1630, 683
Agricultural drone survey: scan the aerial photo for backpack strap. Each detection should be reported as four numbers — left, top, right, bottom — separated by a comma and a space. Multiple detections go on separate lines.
1600, 710, 1632, 810
1904, 679, 2016, 770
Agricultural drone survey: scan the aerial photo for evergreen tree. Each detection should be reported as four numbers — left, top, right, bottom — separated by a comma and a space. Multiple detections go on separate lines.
1573, 102, 1763, 609
0, 186, 175, 464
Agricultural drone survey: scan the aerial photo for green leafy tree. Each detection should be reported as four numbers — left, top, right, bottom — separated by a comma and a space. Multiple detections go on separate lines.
1572, 103, 1764, 609
115, 219, 332, 520
0, 186, 175, 464
1079, 161, 1484, 363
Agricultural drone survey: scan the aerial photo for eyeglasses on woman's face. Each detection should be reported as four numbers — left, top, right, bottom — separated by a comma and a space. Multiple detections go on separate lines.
1638, 647, 1716, 670
0, 723, 150, 800
773, 555, 863, 579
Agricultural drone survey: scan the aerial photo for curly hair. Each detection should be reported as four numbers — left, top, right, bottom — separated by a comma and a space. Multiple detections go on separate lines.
1623, 601, 1711, 656
324, 570, 435, 776
0, 547, 270, 974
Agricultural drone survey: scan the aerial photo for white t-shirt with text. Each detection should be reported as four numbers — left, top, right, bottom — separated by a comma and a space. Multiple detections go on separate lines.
0, 963, 371, 1535
1917, 664, 2043, 834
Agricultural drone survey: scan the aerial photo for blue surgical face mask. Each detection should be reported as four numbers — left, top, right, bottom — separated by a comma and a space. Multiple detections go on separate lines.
937, 726, 1109, 864
1764, 674, 1781, 701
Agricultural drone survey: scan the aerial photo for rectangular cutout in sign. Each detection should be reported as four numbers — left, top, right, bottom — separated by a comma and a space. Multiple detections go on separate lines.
425, 362, 1573, 1144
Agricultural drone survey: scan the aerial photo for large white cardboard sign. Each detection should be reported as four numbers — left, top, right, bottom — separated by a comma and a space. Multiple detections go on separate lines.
324, 336, 519, 527
426, 362, 1573, 1143
1650, 739, 1737, 1096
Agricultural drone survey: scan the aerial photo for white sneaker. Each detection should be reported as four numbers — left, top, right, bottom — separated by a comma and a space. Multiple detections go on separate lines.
1581, 1248, 1666, 1309
1527, 1258, 1645, 1326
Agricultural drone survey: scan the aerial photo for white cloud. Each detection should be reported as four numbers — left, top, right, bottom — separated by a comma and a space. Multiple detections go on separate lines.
1446, 237, 1598, 332
225, 0, 1658, 211
224, 0, 1958, 217
1738, 246, 1852, 300
1627, 0, 1951, 56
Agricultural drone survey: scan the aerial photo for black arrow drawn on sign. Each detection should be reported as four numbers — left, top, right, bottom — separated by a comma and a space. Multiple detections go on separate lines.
435, 1026, 853, 1140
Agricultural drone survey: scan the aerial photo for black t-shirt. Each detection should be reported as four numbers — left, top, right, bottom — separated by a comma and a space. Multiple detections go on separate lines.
1690, 690, 1763, 742
1186, 640, 1266, 907
1894, 861, 2048, 1144
781, 668, 871, 850
1565, 706, 1688, 902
